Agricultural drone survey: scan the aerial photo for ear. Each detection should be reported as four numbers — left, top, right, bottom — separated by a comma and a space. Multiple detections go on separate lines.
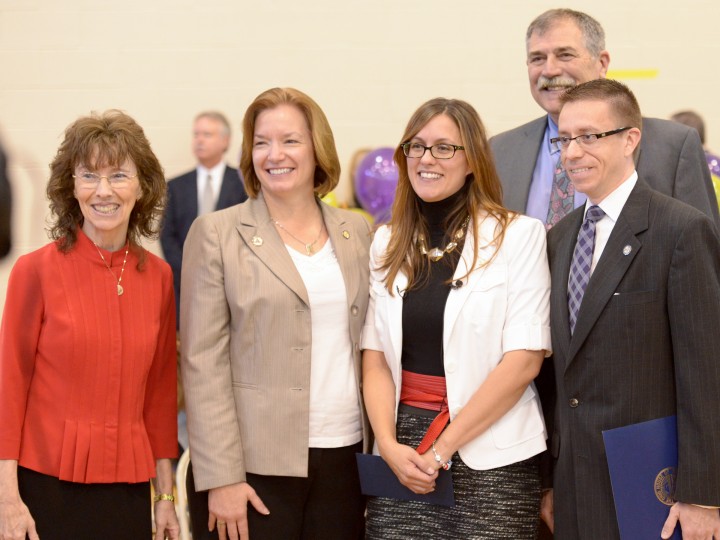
598, 50, 611, 79
623, 127, 641, 158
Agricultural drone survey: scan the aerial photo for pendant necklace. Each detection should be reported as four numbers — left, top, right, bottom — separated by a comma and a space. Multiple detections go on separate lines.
273, 218, 325, 255
93, 242, 129, 296
417, 215, 470, 262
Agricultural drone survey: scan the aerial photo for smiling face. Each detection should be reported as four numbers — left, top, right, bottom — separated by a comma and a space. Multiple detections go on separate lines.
526, 18, 609, 123
251, 104, 316, 201
406, 114, 471, 203
558, 99, 640, 203
73, 159, 142, 250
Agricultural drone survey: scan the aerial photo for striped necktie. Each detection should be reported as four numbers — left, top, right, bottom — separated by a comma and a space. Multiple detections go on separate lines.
567, 205, 605, 334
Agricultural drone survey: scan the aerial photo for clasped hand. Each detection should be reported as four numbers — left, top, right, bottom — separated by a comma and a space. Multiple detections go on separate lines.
379, 441, 439, 494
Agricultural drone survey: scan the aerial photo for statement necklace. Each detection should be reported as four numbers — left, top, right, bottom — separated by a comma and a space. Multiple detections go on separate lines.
273, 218, 325, 255
417, 216, 470, 262
93, 242, 129, 296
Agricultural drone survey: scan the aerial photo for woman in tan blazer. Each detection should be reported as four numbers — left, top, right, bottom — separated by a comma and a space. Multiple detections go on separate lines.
180, 88, 371, 540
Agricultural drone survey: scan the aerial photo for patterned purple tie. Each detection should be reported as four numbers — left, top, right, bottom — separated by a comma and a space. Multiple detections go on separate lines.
567, 205, 605, 334
546, 155, 575, 230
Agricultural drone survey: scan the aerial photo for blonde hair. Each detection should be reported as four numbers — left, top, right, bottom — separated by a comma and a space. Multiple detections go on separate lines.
240, 87, 340, 198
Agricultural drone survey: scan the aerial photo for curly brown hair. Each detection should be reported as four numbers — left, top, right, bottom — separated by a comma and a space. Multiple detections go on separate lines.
47, 110, 166, 262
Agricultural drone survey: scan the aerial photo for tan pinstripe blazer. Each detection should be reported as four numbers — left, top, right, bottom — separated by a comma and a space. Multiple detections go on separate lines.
180, 194, 371, 491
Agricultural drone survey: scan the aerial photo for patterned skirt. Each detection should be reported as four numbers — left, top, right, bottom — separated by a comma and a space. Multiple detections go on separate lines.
365, 408, 541, 540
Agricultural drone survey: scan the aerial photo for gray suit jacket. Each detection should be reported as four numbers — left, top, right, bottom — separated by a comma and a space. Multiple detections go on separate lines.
180, 194, 371, 491
546, 179, 720, 539
490, 116, 720, 226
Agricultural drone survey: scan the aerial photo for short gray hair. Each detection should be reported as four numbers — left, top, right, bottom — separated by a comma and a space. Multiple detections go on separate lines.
194, 110, 231, 137
526, 9, 605, 58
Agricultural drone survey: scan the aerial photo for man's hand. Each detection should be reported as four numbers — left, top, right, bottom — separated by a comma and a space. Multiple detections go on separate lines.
661, 501, 720, 539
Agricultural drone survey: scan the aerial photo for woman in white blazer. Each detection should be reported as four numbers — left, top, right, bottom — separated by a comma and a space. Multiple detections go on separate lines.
362, 98, 551, 539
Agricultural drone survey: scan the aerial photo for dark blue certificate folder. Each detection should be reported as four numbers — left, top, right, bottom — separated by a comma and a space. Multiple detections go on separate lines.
355, 453, 455, 507
602, 415, 681, 540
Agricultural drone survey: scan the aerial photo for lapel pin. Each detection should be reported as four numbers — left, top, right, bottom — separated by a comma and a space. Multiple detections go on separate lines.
622, 245, 631, 256
342, 230, 350, 239
252, 235, 263, 246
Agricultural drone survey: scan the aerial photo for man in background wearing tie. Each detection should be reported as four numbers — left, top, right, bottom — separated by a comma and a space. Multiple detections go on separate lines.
546, 78, 720, 539
161, 111, 247, 323
490, 8, 718, 229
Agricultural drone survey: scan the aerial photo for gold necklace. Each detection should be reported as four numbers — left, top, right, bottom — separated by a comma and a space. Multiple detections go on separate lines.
93, 243, 129, 296
417, 216, 470, 262
273, 218, 325, 255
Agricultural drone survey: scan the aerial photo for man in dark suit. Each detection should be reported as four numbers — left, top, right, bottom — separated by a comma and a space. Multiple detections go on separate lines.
161, 111, 247, 323
546, 78, 720, 539
490, 8, 718, 228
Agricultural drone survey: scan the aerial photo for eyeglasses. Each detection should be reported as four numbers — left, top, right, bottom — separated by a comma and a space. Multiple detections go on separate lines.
401, 142, 465, 160
550, 127, 631, 153
73, 171, 138, 188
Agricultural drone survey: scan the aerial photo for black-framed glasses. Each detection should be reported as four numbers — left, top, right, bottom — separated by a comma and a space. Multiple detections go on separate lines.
550, 127, 631, 152
401, 142, 465, 160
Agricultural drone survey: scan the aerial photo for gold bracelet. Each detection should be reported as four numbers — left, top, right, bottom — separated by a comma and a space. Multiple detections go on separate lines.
153, 493, 175, 503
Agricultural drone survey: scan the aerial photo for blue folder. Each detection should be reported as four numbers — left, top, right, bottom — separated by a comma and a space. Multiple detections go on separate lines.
602, 415, 681, 539
355, 453, 455, 507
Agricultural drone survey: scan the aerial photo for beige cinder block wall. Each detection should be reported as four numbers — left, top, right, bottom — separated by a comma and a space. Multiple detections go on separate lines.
1, 0, 719, 312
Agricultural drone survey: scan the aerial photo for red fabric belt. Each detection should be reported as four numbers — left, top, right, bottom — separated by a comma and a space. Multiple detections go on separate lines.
400, 370, 449, 454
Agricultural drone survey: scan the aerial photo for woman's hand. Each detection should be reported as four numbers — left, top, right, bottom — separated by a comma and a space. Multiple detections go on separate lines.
153, 499, 180, 540
0, 460, 38, 540
378, 440, 438, 494
208, 482, 269, 540
0, 498, 38, 540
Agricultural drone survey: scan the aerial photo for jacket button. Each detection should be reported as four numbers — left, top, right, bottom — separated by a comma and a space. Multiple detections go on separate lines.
351, 305, 359, 316
569, 398, 579, 408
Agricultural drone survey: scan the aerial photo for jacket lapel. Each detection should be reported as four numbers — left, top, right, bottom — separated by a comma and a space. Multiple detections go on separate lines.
322, 203, 357, 310
551, 209, 584, 365
387, 269, 408, 369
565, 182, 650, 366
235, 194, 310, 306
443, 216, 495, 347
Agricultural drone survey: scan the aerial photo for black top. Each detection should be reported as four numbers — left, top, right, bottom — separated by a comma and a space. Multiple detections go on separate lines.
401, 188, 467, 376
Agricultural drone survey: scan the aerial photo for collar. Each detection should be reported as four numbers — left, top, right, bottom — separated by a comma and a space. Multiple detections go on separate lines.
197, 161, 226, 180
584, 170, 638, 222
546, 115, 560, 156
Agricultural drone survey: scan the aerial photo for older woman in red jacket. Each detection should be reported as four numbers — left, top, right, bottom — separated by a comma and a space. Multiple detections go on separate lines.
0, 110, 179, 540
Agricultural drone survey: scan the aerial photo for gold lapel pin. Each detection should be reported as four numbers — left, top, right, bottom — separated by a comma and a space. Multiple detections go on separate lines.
252, 235, 264, 246
342, 230, 350, 239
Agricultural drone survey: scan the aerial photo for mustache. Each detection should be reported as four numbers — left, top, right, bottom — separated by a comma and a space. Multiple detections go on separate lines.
537, 76, 577, 90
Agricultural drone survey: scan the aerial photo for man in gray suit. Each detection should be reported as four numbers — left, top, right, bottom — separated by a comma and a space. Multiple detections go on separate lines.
546, 78, 720, 539
490, 9, 718, 228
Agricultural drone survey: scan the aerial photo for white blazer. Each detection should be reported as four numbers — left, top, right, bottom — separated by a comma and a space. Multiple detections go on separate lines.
362, 213, 552, 470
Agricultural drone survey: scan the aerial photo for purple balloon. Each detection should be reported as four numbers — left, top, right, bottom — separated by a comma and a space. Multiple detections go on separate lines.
707, 151, 720, 177
354, 147, 398, 223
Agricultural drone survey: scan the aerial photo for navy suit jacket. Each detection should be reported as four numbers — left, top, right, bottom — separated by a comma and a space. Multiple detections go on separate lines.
546, 179, 720, 538
161, 165, 247, 321
490, 115, 720, 226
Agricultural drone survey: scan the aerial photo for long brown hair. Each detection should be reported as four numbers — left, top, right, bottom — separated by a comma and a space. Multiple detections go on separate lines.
380, 98, 515, 293
47, 110, 166, 265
